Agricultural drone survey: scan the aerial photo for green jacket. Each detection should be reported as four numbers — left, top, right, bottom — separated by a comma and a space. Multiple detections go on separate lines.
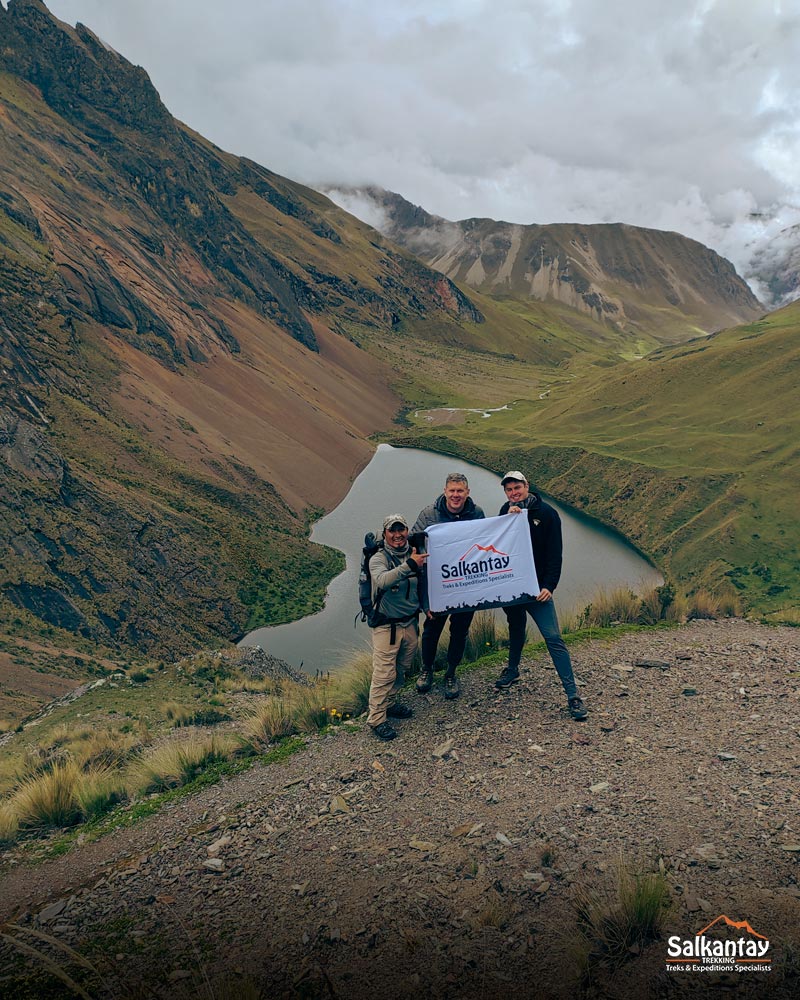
369, 544, 421, 625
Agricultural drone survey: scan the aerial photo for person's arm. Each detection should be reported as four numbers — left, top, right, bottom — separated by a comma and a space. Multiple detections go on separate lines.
369, 550, 425, 596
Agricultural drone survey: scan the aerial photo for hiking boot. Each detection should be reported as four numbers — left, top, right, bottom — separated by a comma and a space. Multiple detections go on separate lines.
371, 721, 397, 741
416, 668, 434, 693
494, 665, 520, 690
387, 702, 413, 719
444, 673, 460, 700
568, 696, 588, 721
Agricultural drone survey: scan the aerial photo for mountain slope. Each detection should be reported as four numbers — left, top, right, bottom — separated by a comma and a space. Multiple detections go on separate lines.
0, 0, 487, 655
335, 187, 764, 344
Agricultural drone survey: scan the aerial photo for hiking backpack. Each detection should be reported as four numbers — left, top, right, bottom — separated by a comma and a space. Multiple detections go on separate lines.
355, 531, 384, 627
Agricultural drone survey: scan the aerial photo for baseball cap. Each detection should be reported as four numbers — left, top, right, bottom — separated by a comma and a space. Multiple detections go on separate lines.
501, 471, 528, 485
382, 513, 409, 532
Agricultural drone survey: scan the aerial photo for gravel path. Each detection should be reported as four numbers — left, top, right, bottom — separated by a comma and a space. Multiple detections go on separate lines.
1, 619, 799, 999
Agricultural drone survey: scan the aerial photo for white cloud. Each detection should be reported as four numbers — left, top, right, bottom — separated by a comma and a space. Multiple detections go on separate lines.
43, 1, 800, 301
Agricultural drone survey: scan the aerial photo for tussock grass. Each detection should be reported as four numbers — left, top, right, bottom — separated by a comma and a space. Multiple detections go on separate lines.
291, 685, 330, 733
465, 610, 504, 660
127, 734, 234, 795
161, 701, 194, 725
74, 767, 126, 822
11, 760, 84, 830
241, 698, 295, 749
324, 652, 373, 718
0, 802, 19, 843
686, 589, 721, 620
572, 858, 671, 974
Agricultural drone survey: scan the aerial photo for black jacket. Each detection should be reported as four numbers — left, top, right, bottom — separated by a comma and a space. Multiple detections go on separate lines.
498, 493, 562, 593
412, 494, 485, 533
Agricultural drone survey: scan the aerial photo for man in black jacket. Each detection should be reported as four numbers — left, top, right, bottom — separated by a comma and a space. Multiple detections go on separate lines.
495, 471, 588, 721
412, 472, 485, 700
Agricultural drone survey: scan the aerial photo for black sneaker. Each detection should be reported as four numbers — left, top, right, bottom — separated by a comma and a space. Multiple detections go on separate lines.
371, 721, 397, 741
387, 703, 413, 719
444, 674, 460, 700
416, 669, 434, 693
494, 666, 520, 690
568, 696, 588, 721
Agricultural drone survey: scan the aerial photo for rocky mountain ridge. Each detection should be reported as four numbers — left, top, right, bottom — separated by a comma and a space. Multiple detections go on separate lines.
334, 186, 764, 343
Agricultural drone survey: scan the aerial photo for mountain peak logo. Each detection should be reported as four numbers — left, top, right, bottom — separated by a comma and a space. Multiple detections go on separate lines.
696, 915, 767, 940
667, 914, 771, 974
459, 542, 508, 561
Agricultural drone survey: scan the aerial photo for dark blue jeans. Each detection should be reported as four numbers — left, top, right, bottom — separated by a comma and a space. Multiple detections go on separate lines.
421, 611, 475, 673
503, 599, 578, 699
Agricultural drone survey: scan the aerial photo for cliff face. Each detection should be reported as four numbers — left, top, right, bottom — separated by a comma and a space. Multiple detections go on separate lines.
0, 0, 485, 655
342, 187, 764, 343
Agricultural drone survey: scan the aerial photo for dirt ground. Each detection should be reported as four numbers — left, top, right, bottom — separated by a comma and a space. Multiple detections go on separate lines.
1, 618, 799, 999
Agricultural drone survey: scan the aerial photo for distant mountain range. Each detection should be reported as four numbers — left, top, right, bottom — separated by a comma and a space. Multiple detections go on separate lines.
328, 186, 764, 343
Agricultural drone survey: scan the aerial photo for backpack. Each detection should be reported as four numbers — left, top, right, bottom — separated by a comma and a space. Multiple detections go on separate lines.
357, 531, 396, 628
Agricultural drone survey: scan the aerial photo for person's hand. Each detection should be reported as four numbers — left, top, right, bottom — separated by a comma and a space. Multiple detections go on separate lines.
426, 610, 433, 619
410, 547, 429, 568
508, 505, 522, 513
536, 588, 553, 602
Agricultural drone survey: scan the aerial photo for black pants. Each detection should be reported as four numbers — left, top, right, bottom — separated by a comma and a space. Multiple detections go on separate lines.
421, 611, 475, 673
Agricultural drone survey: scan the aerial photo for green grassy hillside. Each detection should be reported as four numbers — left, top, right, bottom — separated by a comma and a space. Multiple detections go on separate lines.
392, 302, 800, 621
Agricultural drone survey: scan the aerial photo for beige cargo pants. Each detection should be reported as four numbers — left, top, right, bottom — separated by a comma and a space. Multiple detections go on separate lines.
368, 621, 419, 727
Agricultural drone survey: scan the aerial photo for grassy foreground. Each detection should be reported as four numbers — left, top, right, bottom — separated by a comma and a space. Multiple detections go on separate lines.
0, 583, 725, 854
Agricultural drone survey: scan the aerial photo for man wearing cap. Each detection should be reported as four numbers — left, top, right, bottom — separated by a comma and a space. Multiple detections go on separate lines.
495, 471, 588, 721
411, 473, 486, 700
367, 514, 428, 741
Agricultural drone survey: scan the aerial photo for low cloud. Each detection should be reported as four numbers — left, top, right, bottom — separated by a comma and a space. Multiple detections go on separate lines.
45, 1, 800, 302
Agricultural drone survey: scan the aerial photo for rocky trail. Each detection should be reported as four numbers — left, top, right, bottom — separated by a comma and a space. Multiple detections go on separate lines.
1, 619, 799, 999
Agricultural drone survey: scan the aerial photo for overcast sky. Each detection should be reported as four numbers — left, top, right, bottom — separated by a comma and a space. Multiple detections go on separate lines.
42, 0, 800, 301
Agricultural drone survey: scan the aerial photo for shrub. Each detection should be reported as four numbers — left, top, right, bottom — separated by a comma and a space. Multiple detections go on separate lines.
129, 671, 150, 684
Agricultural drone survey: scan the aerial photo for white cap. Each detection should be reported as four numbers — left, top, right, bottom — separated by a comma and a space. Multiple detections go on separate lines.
501, 470, 528, 485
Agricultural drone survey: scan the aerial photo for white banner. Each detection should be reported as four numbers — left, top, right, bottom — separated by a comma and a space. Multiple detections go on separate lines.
425, 513, 539, 614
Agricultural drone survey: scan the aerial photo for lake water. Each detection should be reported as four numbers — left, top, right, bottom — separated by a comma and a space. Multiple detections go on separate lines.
241, 444, 662, 673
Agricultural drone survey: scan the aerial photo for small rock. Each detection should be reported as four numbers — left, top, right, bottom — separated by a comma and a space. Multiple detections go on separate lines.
432, 739, 455, 759
590, 781, 610, 793
203, 858, 224, 873
496, 832, 512, 847
717, 753, 737, 761
682, 687, 698, 696
635, 659, 670, 670
409, 839, 437, 852
38, 899, 68, 922
329, 795, 351, 815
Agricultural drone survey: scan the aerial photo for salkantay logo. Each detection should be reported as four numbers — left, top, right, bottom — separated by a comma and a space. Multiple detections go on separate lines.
666, 915, 771, 974
440, 543, 510, 581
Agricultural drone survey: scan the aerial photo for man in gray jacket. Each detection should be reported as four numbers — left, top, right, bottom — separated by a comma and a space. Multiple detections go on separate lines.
412, 473, 485, 700
367, 514, 428, 741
